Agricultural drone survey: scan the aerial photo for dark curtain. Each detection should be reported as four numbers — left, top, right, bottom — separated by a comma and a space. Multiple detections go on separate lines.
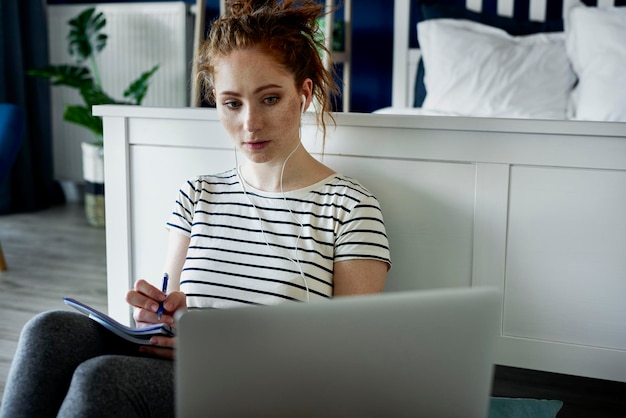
0, 0, 65, 214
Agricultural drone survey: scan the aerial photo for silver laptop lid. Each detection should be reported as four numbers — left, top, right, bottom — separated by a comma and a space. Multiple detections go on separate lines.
176, 287, 501, 418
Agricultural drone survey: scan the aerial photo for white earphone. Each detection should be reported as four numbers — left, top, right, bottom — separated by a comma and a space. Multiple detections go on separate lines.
235, 94, 311, 302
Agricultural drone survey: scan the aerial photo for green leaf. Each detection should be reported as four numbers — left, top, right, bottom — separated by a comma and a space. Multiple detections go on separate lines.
64, 105, 104, 139
27, 65, 93, 90
123, 65, 159, 105
68, 7, 107, 63
79, 86, 121, 107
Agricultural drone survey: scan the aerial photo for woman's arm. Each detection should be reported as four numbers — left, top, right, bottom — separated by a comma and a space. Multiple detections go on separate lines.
332, 259, 388, 296
160, 229, 191, 292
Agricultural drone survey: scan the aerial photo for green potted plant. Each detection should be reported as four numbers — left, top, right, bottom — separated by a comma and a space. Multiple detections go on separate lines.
29, 7, 159, 227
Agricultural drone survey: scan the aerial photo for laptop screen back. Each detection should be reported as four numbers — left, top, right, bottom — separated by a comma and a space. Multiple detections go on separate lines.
176, 287, 500, 418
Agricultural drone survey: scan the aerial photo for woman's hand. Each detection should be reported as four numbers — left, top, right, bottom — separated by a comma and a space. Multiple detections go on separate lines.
126, 279, 187, 359
127, 279, 187, 327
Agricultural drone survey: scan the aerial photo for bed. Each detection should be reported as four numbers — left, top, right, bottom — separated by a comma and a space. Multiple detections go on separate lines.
94, 103, 626, 384
382, 0, 626, 121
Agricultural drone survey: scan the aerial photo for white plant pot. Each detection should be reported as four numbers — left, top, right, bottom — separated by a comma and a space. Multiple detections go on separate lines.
81, 141, 105, 227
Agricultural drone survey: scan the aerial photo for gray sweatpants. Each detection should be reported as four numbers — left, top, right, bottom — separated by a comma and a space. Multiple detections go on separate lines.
0, 310, 174, 418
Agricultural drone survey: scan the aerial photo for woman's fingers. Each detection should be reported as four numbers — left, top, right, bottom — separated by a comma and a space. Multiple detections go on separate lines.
138, 336, 176, 360
139, 345, 175, 360
126, 282, 161, 316
134, 307, 171, 326
161, 291, 187, 313
129, 289, 188, 326
128, 279, 165, 305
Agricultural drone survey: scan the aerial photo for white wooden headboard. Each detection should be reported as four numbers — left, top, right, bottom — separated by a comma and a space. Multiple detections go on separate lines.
392, 0, 420, 108
95, 105, 626, 383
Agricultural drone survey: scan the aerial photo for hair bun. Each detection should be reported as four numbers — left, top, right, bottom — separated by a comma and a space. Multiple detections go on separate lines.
228, 0, 275, 17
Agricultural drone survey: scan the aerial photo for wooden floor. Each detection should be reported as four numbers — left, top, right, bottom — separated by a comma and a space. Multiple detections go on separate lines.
0, 203, 107, 398
1, 203, 625, 416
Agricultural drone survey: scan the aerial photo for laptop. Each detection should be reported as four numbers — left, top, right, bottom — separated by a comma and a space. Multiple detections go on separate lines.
176, 287, 501, 418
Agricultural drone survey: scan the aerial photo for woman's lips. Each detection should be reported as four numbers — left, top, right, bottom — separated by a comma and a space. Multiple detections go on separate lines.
244, 140, 270, 151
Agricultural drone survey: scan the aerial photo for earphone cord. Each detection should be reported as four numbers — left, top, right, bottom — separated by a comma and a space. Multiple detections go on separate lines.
235, 139, 310, 302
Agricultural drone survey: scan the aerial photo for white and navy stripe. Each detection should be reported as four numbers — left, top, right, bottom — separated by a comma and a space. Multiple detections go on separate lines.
167, 169, 391, 309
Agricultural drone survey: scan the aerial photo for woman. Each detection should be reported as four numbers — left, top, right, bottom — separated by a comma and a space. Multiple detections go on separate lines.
0, 1, 390, 416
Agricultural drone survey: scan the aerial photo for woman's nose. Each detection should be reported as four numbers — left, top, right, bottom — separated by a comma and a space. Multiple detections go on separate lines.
244, 105, 262, 132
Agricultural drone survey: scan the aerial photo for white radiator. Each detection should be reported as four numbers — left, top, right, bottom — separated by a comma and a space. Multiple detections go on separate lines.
47, 2, 193, 184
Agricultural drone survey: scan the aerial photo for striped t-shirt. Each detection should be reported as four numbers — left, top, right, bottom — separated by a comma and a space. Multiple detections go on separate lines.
166, 168, 391, 309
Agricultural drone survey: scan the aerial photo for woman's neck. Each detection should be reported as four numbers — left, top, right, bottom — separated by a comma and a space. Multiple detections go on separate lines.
239, 146, 333, 192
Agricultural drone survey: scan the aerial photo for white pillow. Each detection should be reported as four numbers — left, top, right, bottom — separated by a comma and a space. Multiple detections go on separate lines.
417, 19, 576, 119
566, 7, 626, 122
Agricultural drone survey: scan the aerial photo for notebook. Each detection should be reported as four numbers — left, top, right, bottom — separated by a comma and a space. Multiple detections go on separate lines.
63, 297, 175, 345
175, 287, 501, 418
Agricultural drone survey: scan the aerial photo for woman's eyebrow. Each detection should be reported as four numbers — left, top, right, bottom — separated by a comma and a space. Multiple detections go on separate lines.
218, 84, 284, 97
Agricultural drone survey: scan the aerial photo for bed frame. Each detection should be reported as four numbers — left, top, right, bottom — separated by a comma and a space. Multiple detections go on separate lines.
392, 0, 421, 107
95, 104, 626, 383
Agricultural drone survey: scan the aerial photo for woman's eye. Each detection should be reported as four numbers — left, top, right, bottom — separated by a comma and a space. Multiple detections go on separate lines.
224, 101, 241, 109
264, 96, 279, 105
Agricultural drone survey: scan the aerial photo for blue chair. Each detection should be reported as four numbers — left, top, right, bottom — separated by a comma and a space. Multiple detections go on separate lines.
0, 103, 26, 270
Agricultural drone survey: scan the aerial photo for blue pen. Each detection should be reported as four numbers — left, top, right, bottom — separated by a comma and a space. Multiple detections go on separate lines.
157, 273, 169, 320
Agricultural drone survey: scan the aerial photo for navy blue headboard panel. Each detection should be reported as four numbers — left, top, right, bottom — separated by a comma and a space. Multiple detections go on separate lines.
410, 0, 626, 107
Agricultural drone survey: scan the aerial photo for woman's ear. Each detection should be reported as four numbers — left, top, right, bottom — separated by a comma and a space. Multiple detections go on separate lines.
301, 78, 313, 111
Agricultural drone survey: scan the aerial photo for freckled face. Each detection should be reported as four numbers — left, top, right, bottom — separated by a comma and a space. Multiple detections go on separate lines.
213, 48, 307, 164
